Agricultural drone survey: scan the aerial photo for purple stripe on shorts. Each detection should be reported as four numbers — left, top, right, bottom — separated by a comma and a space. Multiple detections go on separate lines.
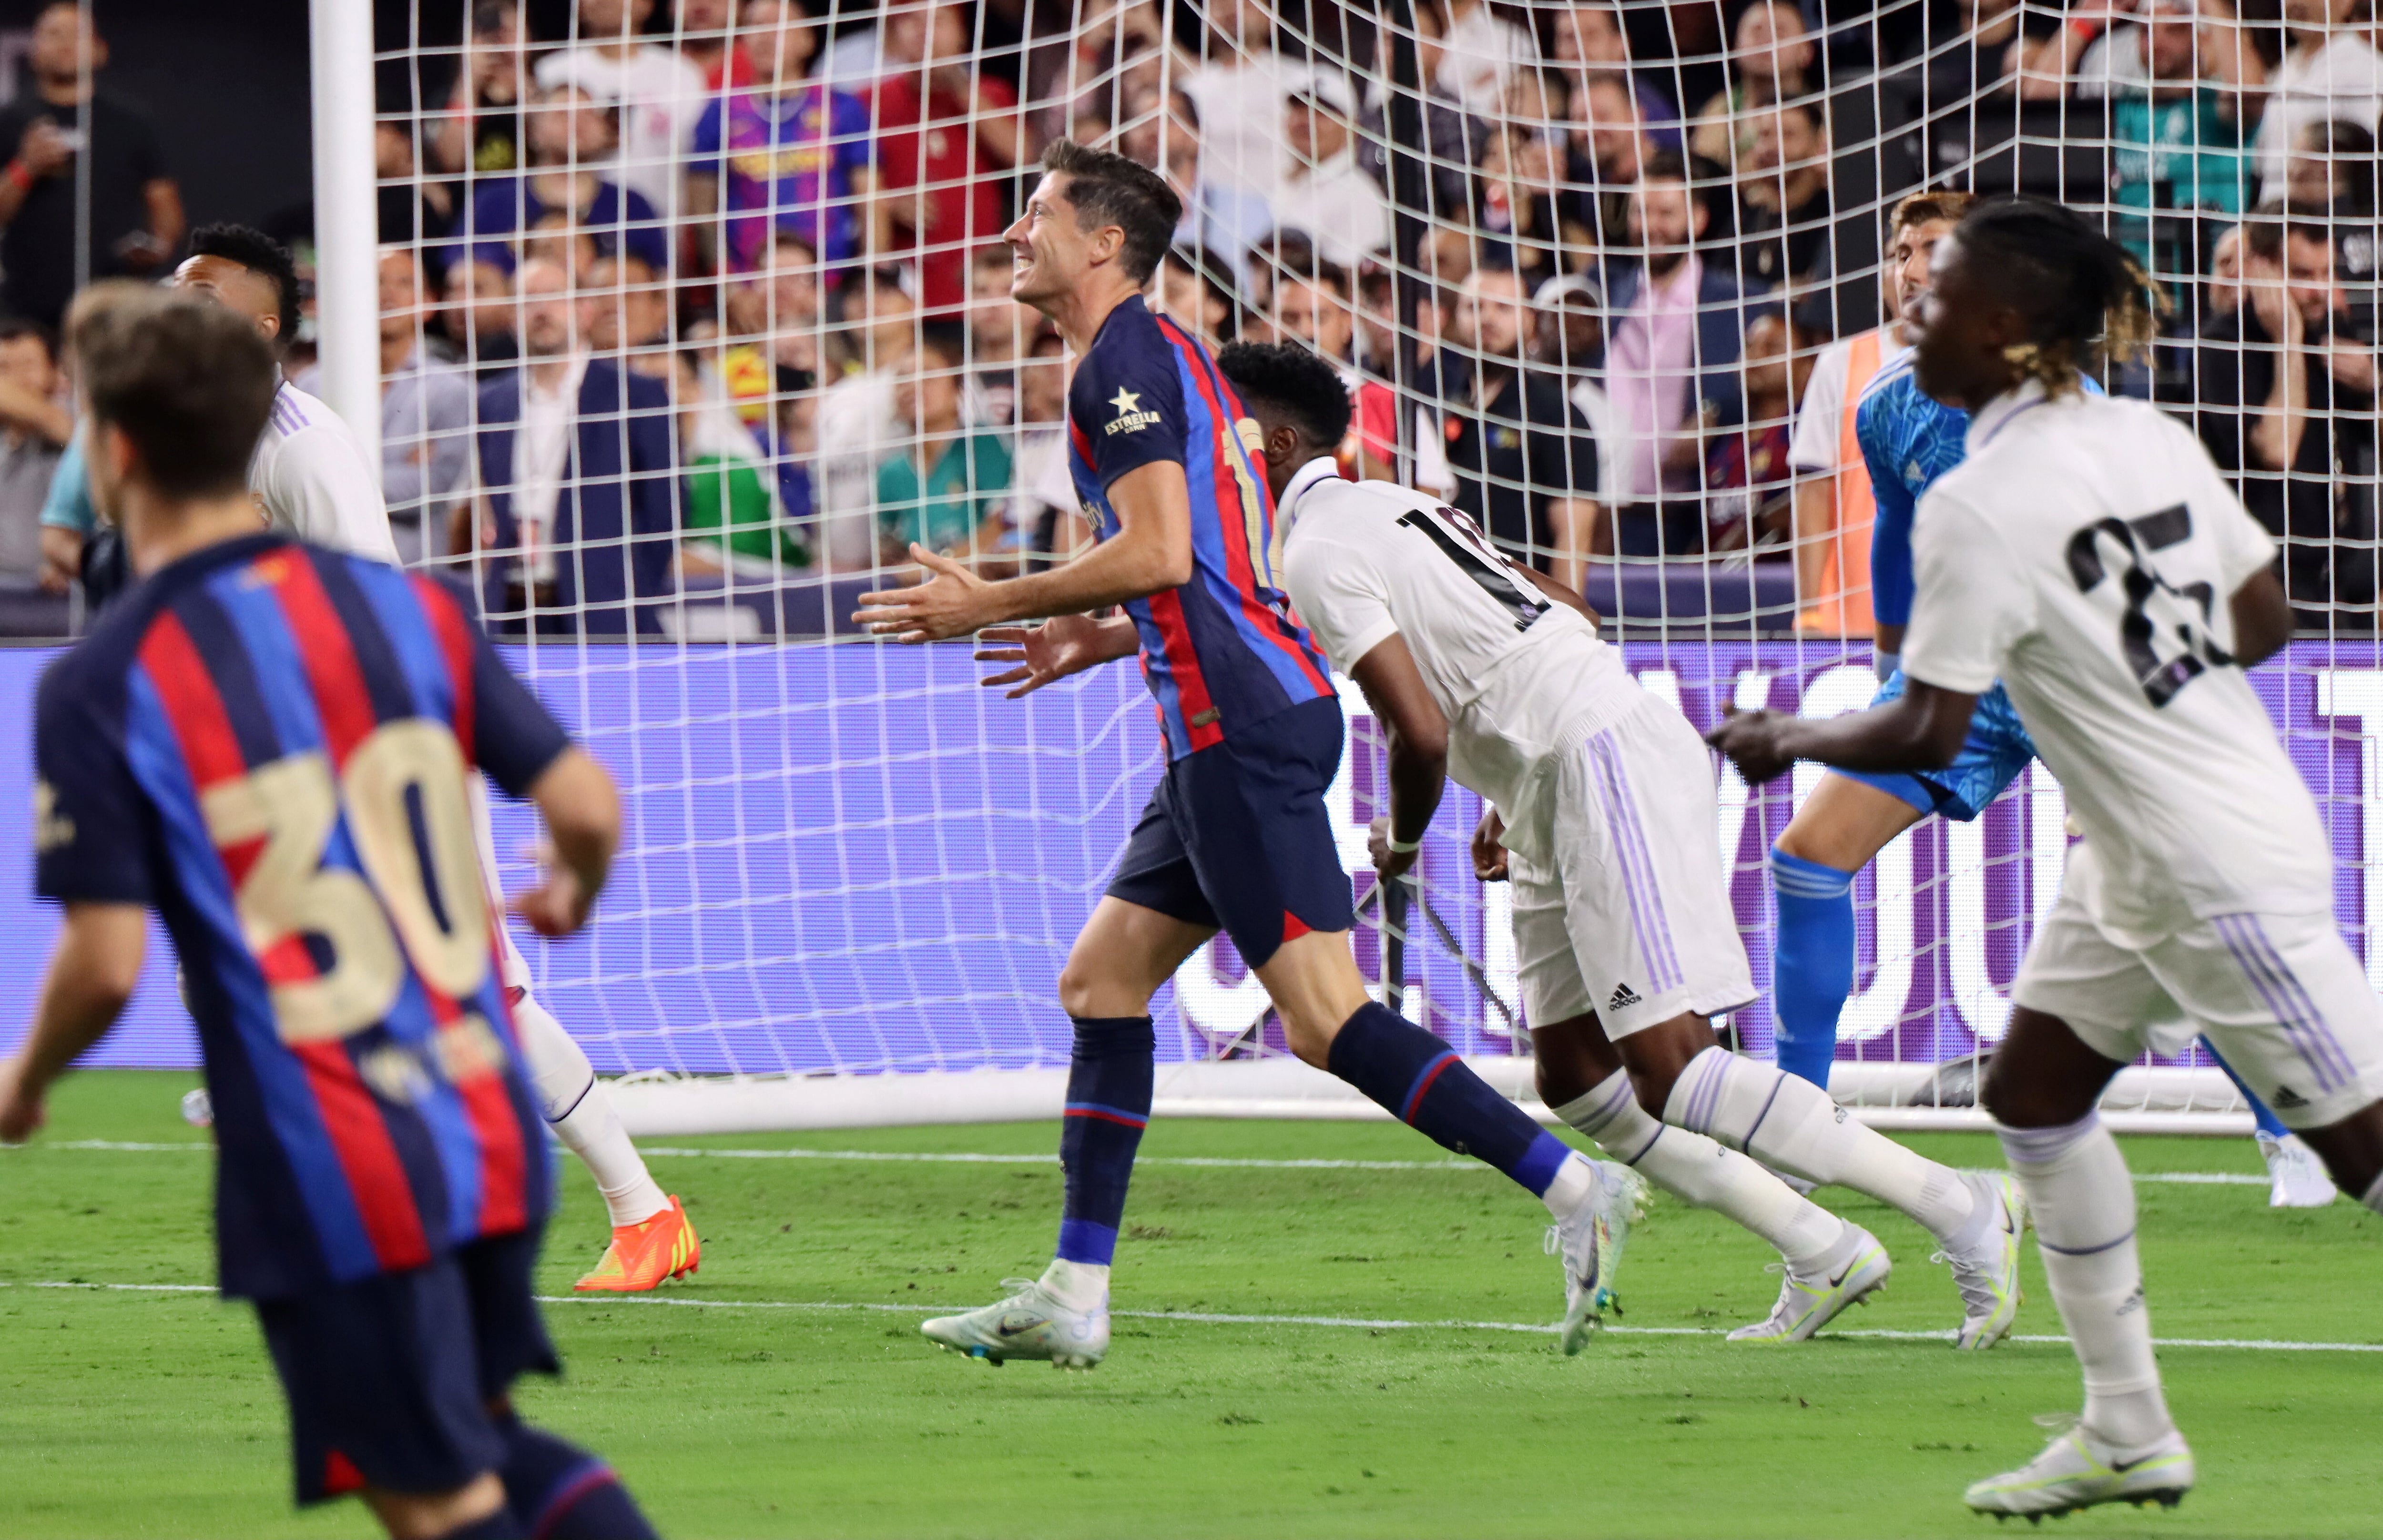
1601, 735, 1687, 992
2214, 916, 2347, 1094
1585, 730, 1683, 996
2244, 916, 2358, 1090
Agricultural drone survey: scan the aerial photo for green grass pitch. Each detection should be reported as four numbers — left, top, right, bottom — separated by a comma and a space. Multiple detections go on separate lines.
2, 1071, 2377, 1539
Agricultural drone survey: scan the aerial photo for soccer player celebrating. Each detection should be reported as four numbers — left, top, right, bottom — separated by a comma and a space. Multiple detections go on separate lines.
1767, 197, 2331, 1207
1221, 340, 2024, 1348
173, 224, 703, 1289
0, 288, 655, 1540
1711, 196, 2383, 1519
858, 141, 1641, 1365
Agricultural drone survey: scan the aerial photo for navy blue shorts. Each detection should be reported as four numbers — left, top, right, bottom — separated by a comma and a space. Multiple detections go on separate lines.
256, 1226, 559, 1505
1107, 694, 1355, 968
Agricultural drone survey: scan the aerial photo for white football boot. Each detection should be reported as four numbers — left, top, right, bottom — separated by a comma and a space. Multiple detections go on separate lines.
920, 1277, 1108, 1369
1727, 1224, 1891, 1343
1937, 1169, 2026, 1350
2258, 1131, 2338, 1208
1965, 1419, 2194, 1520
1546, 1160, 1647, 1354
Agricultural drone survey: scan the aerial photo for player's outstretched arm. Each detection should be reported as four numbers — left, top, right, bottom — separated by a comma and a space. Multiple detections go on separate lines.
1349, 632, 1449, 881
855, 460, 1194, 642
512, 748, 620, 940
2230, 565, 2291, 668
0, 903, 147, 1143
974, 613, 1142, 698
1706, 679, 1978, 786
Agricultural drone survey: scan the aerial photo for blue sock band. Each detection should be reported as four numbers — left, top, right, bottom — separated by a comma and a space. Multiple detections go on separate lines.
497, 1418, 655, 1540
2201, 1036, 2290, 1140
1055, 1014, 1155, 1266
1326, 1002, 1572, 1196
1769, 846, 1857, 1089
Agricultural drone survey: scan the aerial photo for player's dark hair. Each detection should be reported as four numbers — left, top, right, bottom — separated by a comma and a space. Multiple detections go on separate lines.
188, 223, 300, 344
1216, 340, 1352, 451
1954, 195, 2163, 397
73, 286, 277, 500
0, 315, 57, 363
1039, 139, 1182, 285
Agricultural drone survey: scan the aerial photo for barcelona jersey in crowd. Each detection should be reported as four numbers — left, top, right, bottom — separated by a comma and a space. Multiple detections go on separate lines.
692, 83, 872, 270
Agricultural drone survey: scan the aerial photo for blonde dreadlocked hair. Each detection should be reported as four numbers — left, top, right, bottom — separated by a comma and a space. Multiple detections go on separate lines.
1954, 195, 2166, 397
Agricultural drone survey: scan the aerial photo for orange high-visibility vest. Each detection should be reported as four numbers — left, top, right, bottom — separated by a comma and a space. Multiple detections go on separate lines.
1811, 328, 1884, 637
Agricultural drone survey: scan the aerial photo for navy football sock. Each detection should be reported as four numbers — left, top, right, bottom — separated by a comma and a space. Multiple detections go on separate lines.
2202, 1037, 2291, 1140
1326, 1002, 1572, 1196
1055, 1015, 1155, 1266
435, 1510, 524, 1540
1770, 847, 1856, 1088
498, 1418, 657, 1540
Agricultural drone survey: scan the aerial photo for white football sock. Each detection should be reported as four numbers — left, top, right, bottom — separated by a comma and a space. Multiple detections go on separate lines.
1665, 1046, 1981, 1245
513, 991, 671, 1228
2363, 1169, 2383, 1216
1539, 1150, 1600, 1217
1039, 1257, 1110, 1312
1557, 1072, 1842, 1269
1999, 1114, 2173, 1450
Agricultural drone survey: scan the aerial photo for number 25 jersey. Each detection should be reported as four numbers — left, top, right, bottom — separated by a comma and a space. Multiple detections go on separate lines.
1900, 382, 2330, 944
1276, 456, 1642, 862
34, 533, 566, 1298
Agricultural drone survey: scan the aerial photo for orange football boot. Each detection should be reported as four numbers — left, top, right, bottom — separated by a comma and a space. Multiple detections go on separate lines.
573, 1196, 701, 1292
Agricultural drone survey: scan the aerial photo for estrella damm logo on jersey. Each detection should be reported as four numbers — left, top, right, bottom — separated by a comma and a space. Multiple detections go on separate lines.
1107, 387, 1162, 436
32, 779, 72, 854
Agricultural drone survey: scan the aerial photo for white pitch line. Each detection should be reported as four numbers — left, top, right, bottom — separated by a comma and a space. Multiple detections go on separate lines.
12, 1279, 2376, 1353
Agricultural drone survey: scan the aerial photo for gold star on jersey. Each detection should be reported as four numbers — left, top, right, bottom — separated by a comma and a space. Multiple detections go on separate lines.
1106, 387, 1162, 437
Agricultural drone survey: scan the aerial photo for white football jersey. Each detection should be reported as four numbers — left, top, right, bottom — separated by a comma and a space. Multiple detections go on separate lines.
1901, 382, 2331, 944
250, 381, 400, 565
1277, 456, 1641, 860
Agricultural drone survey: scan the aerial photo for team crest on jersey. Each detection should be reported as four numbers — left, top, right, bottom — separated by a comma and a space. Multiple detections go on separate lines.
1106, 387, 1161, 436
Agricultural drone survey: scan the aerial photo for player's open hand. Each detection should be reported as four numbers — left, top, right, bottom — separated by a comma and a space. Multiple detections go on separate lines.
1706, 705, 1796, 785
854, 545, 996, 643
1470, 807, 1509, 882
0, 1057, 45, 1145
975, 614, 1105, 698
1367, 816, 1419, 881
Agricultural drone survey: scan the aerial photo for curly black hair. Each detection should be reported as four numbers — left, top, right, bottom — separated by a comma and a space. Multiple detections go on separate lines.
187, 223, 300, 344
1216, 340, 1352, 451
1955, 195, 2163, 396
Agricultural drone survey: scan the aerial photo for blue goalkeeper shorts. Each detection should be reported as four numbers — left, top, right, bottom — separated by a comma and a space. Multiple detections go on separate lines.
1833, 670, 2036, 823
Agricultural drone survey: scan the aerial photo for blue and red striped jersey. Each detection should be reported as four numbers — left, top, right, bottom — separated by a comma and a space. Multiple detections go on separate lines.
1067, 296, 1333, 758
33, 533, 567, 1298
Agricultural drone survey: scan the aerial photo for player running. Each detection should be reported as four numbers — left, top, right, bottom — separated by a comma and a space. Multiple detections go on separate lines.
1711, 196, 2383, 1520
169, 224, 702, 1291
857, 141, 1641, 1367
1220, 340, 2025, 1348
1766, 196, 2332, 1208
0, 287, 656, 1540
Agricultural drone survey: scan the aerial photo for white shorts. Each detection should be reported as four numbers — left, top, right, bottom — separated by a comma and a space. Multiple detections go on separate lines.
1507, 698, 1755, 1038
2014, 873, 2383, 1131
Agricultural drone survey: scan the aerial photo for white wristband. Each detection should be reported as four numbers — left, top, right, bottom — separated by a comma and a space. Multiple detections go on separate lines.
1387, 833, 1423, 854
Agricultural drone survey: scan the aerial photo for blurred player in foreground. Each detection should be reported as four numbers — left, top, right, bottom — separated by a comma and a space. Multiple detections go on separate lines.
1766, 196, 2332, 1208
858, 141, 1640, 1365
0, 288, 655, 1540
1222, 340, 2025, 1348
1711, 197, 2383, 1519
171, 225, 701, 1290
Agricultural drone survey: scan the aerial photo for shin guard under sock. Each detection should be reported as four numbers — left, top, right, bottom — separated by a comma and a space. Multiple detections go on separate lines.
1327, 1003, 1573, 1197
1769, 847, 1856, 1090
1055, 1015, 1155, 1267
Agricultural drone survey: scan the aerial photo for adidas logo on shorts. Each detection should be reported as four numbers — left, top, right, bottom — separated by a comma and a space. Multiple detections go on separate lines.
2271, 1085, 2310, 1110
1608, 983, 1642, 1012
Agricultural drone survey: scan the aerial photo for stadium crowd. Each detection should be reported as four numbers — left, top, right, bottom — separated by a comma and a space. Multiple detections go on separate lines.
3, 0, 2383, 634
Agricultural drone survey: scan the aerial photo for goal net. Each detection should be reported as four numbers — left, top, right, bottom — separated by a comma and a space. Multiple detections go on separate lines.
23, 0, 2383, 1138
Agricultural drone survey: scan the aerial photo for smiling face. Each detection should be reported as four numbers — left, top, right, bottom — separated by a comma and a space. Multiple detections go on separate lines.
1004, 172, 1101, 308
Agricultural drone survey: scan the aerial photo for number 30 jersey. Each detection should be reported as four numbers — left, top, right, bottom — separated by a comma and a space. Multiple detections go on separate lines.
1901, 382, 2331, 944
1276, 456, 1642, 862
33, 533, 565, 1298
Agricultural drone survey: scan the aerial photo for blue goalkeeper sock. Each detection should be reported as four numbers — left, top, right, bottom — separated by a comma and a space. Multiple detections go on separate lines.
497, 1418, 656, 1540
2201, 1036, 2291, 1140
1325, 1002, 1575, 1200
1770, 847, 1857, 1090
1054, 1015, 1154, 1267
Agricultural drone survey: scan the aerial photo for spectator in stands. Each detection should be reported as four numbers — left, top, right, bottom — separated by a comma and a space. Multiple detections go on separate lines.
1703, 311, 1803, 552
470, 84, 669, 276
1531, 272, 1626, 510
2094, 0, 2258, 274
961, 243, 1028, 426
877, 328, 1013, 568
1892, 0, 2062, 104
677, 350, 805, 577
1155, 244, 1242, 349
814, 273, 916, 568
2208, 218, 2247, 314
535, 0, 710, 225
2255, 0, 2383, 198
0, 318, 67, 598
583, 251, 673, 374
1733, 102, 1832, 294
1548, 0, 1680, 150
1272, 261, 1356, 368
377, 122, 458, 285
1604, 157, 1763, 549
1276, 74, 1394, 270
1434, 0, 1537, 116
1689, 0, 1816, 170
1181, 0, 1310, 204
1564, 73, 1650, 250
2284, 119, 2381, 281
433, 1, 530, 178
2193, 212, 2377, 618
692, 0, 881, 274
472, 256, 679, 633
1003, 330, 1085, 569
679, 0, 752, 90
1430, 264, 1599, 586
443, 254, 520, 376
871, 0, 1021, 314
299, 250, 473, 566
1354, 0, 1495, 222
0, 4, 183, 330
1125, 88, 1271, 292
718, 231, 821, 426
1475, 121, 1567, 290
